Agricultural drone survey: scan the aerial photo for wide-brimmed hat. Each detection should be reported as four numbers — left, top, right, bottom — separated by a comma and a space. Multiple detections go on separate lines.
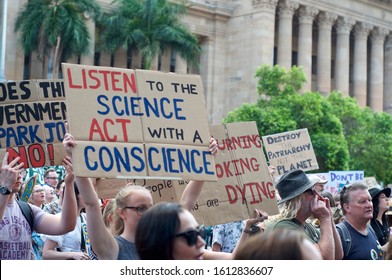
308, 174, 328, 186
368, 187, 391, 201
276, 169, 314, 204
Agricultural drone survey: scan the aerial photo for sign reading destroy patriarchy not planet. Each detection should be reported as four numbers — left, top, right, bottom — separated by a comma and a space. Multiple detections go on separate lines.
262, 128, 318, 176
62, 63, 216, 181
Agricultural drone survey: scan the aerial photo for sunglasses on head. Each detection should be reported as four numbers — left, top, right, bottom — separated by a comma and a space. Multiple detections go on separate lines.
175, 225, 206, 246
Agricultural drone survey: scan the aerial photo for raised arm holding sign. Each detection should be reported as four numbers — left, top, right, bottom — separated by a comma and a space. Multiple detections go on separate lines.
63, 131, 220, 260
62, 63, 216, 181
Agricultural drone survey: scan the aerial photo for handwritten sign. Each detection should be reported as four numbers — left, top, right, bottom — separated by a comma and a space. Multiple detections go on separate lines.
262, 128, 318, 176
0, 80, 67, 167
184, 122, 279, 226
62, 63, 216, 181
94, 122, 280, 226
329, 170, 364, 193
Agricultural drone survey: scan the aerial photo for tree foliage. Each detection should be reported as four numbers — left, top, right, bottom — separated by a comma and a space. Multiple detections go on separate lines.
225, 64, 392, 184
328, 92, 392, 184
98, 0, 200, 70
224, 65, 350, 175
14, 0, 102, 78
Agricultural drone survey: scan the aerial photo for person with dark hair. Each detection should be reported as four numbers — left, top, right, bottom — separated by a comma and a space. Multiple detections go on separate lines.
43, 168, 60, 198
320, 191, 336, 208
136, 203, 198, 260
135, 202, 267, 260
337, 183, 384, 259
234, 228, 322, 260
369, 187, 391, 252
264, 169, 343, 260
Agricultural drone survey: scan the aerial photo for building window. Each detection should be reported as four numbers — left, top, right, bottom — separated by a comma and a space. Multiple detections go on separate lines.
94, 52, 100, 66
292, 51, 298, 66
312, 55, 317, 75
170, 50, 176, 72
23, 54, 31, 80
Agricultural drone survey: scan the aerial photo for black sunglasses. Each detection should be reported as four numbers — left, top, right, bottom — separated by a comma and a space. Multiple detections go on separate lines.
124, 205, 149, 216
175, 225, 206, 246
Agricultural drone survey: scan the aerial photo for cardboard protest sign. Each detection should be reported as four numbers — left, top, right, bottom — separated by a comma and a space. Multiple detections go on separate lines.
173, 122, 280, 226
329, 170, 364, 193
95, 177, 176, 203
62, 63, 215, 181
363, 177, 381, 189
262, 128, 318, 176
94, 122, 280, 226
0, 80, 67, 167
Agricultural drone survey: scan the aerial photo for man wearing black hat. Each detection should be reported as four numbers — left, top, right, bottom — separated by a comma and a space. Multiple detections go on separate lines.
265, 169, 343, 260
369, 187, 391, 251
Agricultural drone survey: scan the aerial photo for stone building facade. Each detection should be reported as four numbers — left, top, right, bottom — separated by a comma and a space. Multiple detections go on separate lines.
2, 0, 392, 125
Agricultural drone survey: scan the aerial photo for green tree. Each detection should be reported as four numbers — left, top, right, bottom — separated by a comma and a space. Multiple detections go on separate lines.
224, 65, 350, 172
328, 92, 392, 184
98, 0, 201, 70
14, 0, 101, 78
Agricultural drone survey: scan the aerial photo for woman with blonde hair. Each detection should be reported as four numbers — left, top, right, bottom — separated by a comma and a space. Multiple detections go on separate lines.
63, 132, 218, 260
101, 198, 116, 235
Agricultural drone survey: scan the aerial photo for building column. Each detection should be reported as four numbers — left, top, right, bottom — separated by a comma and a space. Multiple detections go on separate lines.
353, 22, 373, 107
316, 11, 337, 95
334, 17, 355, 96
0, 0, 7, 81
369, 27, 389, 112
252, 0, 278, 68
175, 53, 187, 74
80, 17, 95, 66
384, 35, 392, 114
277, 0, 299, 69
297, 6, 319, 92
248, 0, 278, 103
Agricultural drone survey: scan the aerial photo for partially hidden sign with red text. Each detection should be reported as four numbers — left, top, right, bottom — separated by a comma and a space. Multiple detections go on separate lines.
93, 122, 280, 226
62, 63, 216, 181
0, 80, 67, 168
179, 122, 279, 226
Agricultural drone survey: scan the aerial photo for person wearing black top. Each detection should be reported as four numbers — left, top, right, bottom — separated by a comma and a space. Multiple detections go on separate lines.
369, 187, 391, 252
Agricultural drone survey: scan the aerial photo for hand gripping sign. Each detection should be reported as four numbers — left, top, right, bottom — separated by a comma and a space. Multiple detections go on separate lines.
62, 63, 216, 181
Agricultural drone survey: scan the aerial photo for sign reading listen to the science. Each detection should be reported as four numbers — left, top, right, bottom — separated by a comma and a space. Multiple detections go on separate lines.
0, 80, 67, 168
62, 63, 216, 181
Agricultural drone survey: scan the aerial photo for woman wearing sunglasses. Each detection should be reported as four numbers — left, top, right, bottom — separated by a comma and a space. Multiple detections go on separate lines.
135, 202, 268, 260
62, 132, 219, 260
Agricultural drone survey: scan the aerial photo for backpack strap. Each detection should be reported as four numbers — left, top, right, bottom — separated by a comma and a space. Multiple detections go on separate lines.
336, 222, 351, 258
16, 200, 34, 231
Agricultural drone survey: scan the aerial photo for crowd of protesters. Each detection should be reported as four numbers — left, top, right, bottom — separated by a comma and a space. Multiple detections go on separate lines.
0, 134, 391, 260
